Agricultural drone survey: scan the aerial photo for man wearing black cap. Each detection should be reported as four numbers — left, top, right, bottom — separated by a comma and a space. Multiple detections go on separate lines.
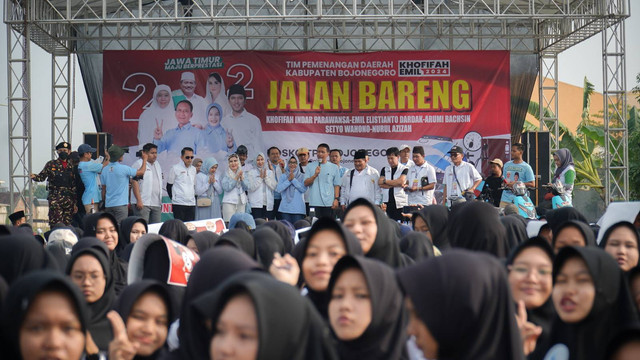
221, 84, 265, 158
30, 141, 78, 226
442, 145, 482, 207
340, 149, 382, 208
8, 210, 26, 226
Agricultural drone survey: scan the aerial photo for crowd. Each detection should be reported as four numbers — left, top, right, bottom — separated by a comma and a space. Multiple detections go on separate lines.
3, 126, 638, 359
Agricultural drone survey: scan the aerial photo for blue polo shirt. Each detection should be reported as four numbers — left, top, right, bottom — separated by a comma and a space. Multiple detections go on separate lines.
78, 161, 104, 205
304, 161, 341, 207
100, 162, 137, 207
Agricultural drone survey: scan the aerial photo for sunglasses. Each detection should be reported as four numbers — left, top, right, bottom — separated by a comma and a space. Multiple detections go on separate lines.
185, 156, 195, 159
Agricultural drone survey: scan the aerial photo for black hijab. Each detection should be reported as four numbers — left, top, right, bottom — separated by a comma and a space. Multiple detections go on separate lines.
158, 219, 190, 245
447, 201, 509, 258
253, 226, 286, 268
260, 220, 295, 254
506, 237, 556, 360
81, 213, 129, 295
190, 230, 220, 254
605, 324, 640, 360
215, 228, 260, 261
67, 245, 115, 351
397, 249, 525, 360
179, 247, 262, 360
192, 272, 338, 360
543, 246, 638, 360
118, 216, 148, 257
400, 231, 435, 261
0, 233, 59, 285
328, 255, 408, 360
1, 271, 89, 360
411, 205, 450, 250
112, 280, 173, 360
293, 217, 363, 319
344, 198, 409, 268
552, 220, 597, 250
545, 207, 588, 234
501, 215, 529, 254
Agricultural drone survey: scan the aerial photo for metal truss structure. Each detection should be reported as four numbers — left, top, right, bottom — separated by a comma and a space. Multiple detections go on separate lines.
5, 0, 631, 218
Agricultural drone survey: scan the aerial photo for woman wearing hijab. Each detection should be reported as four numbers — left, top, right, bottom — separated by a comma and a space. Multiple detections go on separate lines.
628, 266, 640, 313
110, 280, 173, 359
186, 231, 220, 255
551, 148, 575, 201
293, 217, 363, 319
276, 156, 308, 224
1, 271, 88, 360
447, 201, 509, 258
118, 216, 148, 260
201, 103, 234, 154
542, 246, 638, 360
194, 271, 338, 360
158, 219, 190, 245
605, 325, 640, 360
261, 220, 295, 254
253, 226, 286, 269
247, 153, 277, 220
195, 157, 223, 220
506, 237, 555, 360
502, 215, 530, 254
205, 72, 232, 121
221, 153, 250, 222
176, 247, 262, 359
411, 205, 449, 251
399, 231, 435, 262
66, 244, 115, 353
83, 212, 129, 295
137, 84, 176, 145
599, 221, 640, 272
215, 228, 260, 261
0, 233, 59, 285
552, 219, 597, 253
545, 207, 589, 236
327, 255, 408, 360
343, 198, 411, 268
397, 250, 525, 360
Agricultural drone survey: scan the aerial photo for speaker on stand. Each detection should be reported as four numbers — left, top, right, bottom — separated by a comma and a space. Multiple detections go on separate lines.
83, 132, 112, 160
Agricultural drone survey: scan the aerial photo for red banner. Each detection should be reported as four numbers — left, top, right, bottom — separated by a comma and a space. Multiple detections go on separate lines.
103, 50, 510, 172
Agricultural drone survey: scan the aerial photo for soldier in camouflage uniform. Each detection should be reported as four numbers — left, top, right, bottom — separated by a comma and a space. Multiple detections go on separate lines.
31, 141, 78, 226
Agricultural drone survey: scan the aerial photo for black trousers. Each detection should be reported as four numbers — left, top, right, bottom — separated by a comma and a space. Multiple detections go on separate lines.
173, 205, 195, 221
252, 206, 268, 220
314, 206, 334, 219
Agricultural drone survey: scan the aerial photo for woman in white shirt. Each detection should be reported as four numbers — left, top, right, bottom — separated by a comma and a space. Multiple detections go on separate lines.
221, 153, 250, 222
247, 153, 277, 220
195, 157, 223, 220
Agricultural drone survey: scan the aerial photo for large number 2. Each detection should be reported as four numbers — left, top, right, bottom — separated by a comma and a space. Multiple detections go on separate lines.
122, 73, 158, 122
226, 64, 254, 99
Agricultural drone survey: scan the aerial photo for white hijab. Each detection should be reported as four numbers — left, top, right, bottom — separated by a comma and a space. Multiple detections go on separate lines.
137, 84, 177, 145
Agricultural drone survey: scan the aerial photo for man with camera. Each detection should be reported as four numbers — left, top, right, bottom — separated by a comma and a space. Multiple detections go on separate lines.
404, 146, 437, 206
442, 146, 482, 207
101, 145, 147, 224
131, 143, 163, 224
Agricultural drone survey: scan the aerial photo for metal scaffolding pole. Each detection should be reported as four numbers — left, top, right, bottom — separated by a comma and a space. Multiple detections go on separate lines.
602, 0, 629, 203
51, 52, 72, 156
538, 52, 559, 176
6, 14, 33, 220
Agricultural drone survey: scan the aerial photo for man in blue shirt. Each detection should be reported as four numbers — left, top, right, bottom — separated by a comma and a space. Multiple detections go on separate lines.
77, 143, 109, 214
154, 100, 203, 155
500, 142, 536, 207
304, 143, 341, 219
100, 145, 147, 223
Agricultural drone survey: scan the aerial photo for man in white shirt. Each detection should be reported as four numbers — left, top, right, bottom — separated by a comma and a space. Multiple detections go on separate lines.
131, 143, 163, 224
379, 147, 409, 222
172, 71, 208, 128
267, 146, 286, 219
442, 146, 482, 207
405, 146, 437, 206
398, 144, 415, 168
340, 149, 382, 208
167, 147, 197, 221
221, 84, 265, 159
297, 147, 311, 215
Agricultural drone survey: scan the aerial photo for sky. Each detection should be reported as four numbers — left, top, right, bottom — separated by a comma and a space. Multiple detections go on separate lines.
0, 6, 638, 186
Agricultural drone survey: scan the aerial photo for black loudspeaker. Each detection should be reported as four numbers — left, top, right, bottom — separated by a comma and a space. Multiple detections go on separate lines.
83, 132, 112, 160
520, 131, 550, 205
